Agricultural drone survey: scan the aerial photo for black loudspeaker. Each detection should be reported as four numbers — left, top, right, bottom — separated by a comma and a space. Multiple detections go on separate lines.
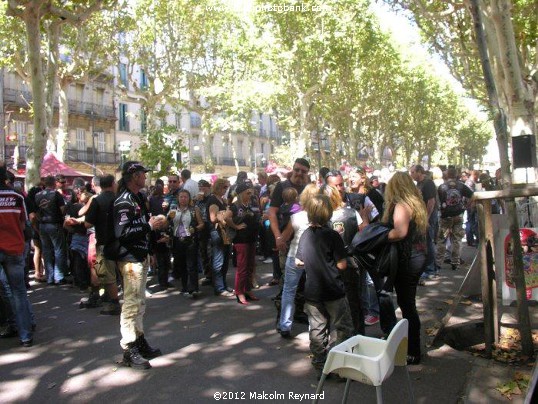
512, 135, 537, 169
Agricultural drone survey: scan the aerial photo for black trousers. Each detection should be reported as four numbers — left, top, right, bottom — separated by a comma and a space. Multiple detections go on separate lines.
394, 253, 425, 357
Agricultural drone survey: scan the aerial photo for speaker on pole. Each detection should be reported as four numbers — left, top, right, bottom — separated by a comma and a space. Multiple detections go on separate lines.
512, 134, 537, 169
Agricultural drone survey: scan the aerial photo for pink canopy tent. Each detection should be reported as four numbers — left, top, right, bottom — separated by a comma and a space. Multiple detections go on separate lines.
40, 152, 92, 181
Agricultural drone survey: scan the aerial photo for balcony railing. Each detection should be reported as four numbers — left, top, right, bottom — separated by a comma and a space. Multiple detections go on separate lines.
69, 101, 116, 119
66, 148, 119, 164
219, 157, 246, 166
3, 145, 28, 162
3, 87, 115, 119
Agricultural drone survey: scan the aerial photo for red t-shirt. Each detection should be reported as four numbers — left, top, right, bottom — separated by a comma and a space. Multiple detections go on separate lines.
0, 188, 27, 255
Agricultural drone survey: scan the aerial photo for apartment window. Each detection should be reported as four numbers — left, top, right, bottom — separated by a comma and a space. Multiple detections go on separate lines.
222, 138, 230, 158
191, 136, 201, 156
190, 112, 201, 128
175, 113, 181, 129
97, 132, 105, 153
14, 121, 27, 138
119, 63, 128, 88
261, 143, 265, 153
237, 140, 243, 159
76, 129, 86, 150
140, 69, 148, 90
75, 84, 85, 102
95, 88, 105, 105
119, 103, 129, 131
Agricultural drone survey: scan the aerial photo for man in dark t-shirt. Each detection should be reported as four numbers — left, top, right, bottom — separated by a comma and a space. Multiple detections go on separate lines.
410, 165, 439, 280
35, 175, 67, 284
269, 158, 310, 251
84, 174, 120, 314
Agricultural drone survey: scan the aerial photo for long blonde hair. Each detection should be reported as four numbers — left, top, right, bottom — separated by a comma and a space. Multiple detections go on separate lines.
320, 184, 343, 210
382, 171, 427, 234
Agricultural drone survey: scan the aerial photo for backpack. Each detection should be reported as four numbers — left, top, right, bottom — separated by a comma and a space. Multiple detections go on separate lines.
441, 180, 464, 216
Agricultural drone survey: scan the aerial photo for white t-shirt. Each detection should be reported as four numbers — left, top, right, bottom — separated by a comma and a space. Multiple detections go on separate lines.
287, 210, 309, 259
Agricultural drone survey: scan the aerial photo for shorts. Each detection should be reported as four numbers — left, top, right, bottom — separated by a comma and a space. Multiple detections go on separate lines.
88, 234, 117, 285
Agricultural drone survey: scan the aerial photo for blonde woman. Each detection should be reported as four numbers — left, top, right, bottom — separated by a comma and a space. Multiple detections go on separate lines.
382, 171, 428, 365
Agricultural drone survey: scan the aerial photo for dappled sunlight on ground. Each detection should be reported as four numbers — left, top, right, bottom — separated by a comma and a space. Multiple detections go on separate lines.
0, 379, 39, 402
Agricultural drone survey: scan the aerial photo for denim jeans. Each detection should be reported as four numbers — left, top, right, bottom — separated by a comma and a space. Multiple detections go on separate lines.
361, 270, 380, 317
465, 208, 479, 245
279, 256, 304, 332
0, 252, 33, 342
39, 223, 68, 283
210, 229, 231, 293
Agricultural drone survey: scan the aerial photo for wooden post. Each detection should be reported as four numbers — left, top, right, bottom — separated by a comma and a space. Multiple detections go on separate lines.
477, 202, 494, 357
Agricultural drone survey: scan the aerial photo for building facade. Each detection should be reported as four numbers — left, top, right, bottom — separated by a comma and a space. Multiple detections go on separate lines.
1, 65, 282, 178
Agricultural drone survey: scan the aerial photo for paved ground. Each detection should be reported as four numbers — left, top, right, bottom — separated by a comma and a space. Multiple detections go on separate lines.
0, 245, 536, 403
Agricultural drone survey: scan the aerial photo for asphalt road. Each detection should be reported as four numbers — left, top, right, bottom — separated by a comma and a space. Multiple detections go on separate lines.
0, 247, 523, 403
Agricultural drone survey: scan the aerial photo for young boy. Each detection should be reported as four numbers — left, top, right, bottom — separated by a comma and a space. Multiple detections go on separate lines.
295, 194, 353, 377
278, 187, 301, 232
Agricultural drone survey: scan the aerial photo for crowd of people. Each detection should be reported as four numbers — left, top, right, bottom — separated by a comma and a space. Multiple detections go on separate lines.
1, 158, 495, 375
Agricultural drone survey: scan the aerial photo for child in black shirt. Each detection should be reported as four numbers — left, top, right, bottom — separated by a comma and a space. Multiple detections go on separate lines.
295, 194, 353, 377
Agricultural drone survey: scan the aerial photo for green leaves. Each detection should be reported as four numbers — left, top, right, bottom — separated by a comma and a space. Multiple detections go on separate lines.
137, 125, 187, 177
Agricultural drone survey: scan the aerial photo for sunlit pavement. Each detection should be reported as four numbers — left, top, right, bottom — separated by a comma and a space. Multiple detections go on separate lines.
0, 247, 527, 403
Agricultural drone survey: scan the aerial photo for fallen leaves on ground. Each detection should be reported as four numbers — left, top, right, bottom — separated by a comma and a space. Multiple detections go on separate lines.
496, 372, 530, 399
425, 325, 440, 336
468, 329, 538, 364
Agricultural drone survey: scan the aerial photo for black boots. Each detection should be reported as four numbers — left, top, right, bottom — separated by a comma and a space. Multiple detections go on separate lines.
137, 334, 162, 359
122, 335, 162, 370
123, 343, 151, 370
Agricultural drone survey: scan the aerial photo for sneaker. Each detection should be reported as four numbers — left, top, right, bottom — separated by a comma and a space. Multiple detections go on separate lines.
280, 330, 292, 339
262, 258, 273, 264
451, 264, 458, 271
20, 339, 33, 347
364, 315, 379, 326
418, 278, 426, 286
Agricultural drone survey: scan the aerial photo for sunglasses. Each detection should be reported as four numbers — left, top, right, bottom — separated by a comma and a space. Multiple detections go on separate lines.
57, 181, 66, 184
293, 167, 308, 175
126, 163, 147, 173
324, 170, 341, 180
169, 180, 178, 183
